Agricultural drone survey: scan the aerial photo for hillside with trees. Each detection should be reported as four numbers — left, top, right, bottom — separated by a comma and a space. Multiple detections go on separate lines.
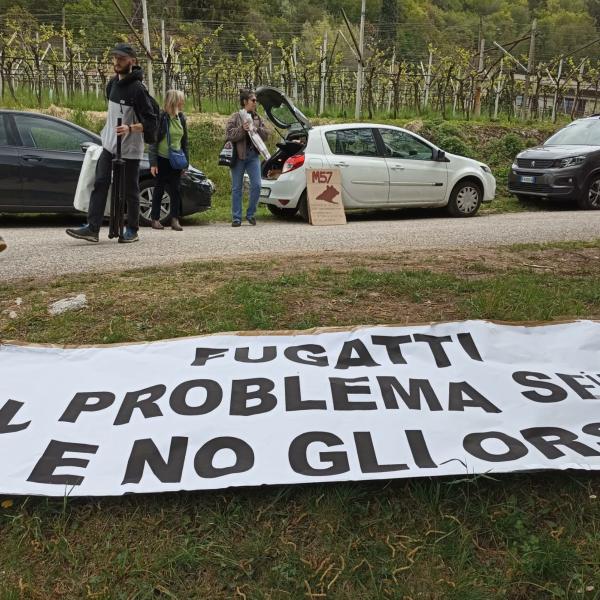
2, 0, 600, 119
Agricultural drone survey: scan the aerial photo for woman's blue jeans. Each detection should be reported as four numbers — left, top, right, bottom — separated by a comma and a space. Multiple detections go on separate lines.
231, 148, 261, 222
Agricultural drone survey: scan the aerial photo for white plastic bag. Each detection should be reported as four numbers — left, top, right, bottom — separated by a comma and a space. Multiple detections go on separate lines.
73, 144, 110, 216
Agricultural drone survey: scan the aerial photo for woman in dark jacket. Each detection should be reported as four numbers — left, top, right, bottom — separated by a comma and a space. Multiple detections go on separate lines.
225, 89, 269, 226
148, 89, 189, 231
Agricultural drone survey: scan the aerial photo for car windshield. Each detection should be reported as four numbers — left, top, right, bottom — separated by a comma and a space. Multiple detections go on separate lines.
545, 119, 600, 145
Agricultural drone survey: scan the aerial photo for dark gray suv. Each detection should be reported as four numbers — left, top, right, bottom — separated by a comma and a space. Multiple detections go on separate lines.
508, 116, 600, 209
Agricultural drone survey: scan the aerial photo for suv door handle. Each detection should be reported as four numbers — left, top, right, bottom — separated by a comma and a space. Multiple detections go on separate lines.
22, 155, 42, 162
332, 161, 349, 168
390, 164, 405, 170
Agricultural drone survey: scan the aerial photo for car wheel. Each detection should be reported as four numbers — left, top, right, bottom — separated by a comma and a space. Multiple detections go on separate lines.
297, 191, 309, 222
578, 175, 600, 210
446, 180, 482, 217
267, 204, 298, 219
138, 179, 172, 226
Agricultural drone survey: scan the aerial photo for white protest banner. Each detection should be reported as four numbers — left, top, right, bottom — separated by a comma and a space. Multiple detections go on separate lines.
1, 320, 600, 497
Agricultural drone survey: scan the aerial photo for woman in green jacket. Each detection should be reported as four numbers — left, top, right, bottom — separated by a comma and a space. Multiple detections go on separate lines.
148, 89, 189, 231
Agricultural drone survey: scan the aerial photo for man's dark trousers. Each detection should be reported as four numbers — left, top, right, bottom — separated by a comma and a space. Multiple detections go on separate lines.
87, 148, 141, 233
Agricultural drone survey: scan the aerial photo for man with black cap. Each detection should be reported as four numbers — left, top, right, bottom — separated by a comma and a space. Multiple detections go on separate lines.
66, 43, 158, 243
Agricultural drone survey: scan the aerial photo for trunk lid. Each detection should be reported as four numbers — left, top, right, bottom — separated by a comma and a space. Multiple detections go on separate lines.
256, 86, 311, 133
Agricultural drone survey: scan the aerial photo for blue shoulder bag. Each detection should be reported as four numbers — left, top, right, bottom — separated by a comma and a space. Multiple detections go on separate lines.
166, 115, 189, 170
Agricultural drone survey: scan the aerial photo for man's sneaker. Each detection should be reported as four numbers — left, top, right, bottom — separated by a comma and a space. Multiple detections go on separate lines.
232, 220, 241, 227
118, 228, 139, 243
66, 226, 99, 243
246, 216, 257, 225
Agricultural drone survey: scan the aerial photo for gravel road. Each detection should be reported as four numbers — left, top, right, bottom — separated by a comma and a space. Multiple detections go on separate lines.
1, 211, 599, 282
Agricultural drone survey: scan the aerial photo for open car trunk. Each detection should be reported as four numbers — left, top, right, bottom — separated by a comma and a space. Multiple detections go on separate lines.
261, 136, 305, 180
256, 86, 311, 180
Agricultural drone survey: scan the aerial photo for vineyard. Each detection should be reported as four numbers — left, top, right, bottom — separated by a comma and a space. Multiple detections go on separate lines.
2, 2, 600, 120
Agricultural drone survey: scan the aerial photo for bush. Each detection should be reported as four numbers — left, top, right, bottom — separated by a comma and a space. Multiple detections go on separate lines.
438, 135, 474, 157
421, 120, 472, 157
498, 133, 525, 157
71, 109, 102, 134
436, 121, 463, 140
484, 133, 526, 168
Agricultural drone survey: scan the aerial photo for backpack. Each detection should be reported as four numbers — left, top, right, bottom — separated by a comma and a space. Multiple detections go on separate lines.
134, 83, 160, 144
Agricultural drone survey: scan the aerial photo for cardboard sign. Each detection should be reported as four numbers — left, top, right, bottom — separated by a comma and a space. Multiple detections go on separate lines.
306, 168, 347, 225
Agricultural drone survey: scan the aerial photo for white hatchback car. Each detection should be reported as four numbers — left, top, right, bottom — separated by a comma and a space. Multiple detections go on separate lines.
256, 87, 496, 220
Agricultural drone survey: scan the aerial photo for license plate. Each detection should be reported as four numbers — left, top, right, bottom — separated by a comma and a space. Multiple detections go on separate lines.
520, 175, 535, 184
260, 188, 271, 198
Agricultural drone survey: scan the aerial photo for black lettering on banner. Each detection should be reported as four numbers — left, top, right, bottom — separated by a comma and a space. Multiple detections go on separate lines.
463, 431, 528, 462
334, 339, 380, 370
448, 382, 501, 413
289, 431, 350, 476
234, 346, 277, 363
0, 400, 31, 434
191, 348, 228, 366
521, 427, 600, 459
412, 334, 453, 368
284, 344, 329, 367
330, 377, 376, 411
457, 332, 484, 362
354, 432, 408, 473
512, 372, 568, 403
28, 440, 98, 485
194, 437, 254, 478
587, 374, 600, 387
122, 437, 188, 484
230, 378, 277, 416
583, 422, 600, 443
556, 374, 597, 400
59, 392, 115, 423
285, 376, 327, 411
377, 377, 443, 411
405, 430, 437, 468
370, 335, 411, 364
113, 384, 166, 426
169, 380, 222, 416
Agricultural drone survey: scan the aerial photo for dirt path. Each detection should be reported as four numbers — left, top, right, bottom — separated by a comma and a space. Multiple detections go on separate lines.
1, 211, 599, 282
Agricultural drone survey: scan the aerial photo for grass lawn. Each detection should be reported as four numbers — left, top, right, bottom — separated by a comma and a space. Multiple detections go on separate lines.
1, 242, 600, 598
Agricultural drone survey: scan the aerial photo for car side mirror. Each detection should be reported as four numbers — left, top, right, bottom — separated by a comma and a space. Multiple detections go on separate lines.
81, 141, 93, 153
436, 149, 446, 162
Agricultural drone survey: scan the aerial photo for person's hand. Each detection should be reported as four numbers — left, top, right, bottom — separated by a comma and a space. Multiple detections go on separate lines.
242, 121, 251, 131
151, 166, 158, 177
116, 124, 130, 137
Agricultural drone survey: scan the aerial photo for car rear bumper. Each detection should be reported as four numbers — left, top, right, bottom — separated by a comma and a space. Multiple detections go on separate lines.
260, 168, 306, 208
508, 165, 583, 199
181, 177, 213, 215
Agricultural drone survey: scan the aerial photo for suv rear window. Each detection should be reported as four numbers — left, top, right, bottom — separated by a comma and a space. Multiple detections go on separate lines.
546, 119, 600, 145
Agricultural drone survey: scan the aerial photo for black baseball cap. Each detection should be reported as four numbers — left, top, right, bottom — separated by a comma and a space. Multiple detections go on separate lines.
111, 42, 137, 58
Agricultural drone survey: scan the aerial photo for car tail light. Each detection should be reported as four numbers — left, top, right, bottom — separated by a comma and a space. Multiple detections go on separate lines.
282, 154, 305, 173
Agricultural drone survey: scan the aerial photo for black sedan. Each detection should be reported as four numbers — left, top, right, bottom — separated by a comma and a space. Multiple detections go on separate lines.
0, 110, 213, 224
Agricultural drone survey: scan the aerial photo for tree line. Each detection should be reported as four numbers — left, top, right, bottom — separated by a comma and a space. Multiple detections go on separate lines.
2, 1, 600, 120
